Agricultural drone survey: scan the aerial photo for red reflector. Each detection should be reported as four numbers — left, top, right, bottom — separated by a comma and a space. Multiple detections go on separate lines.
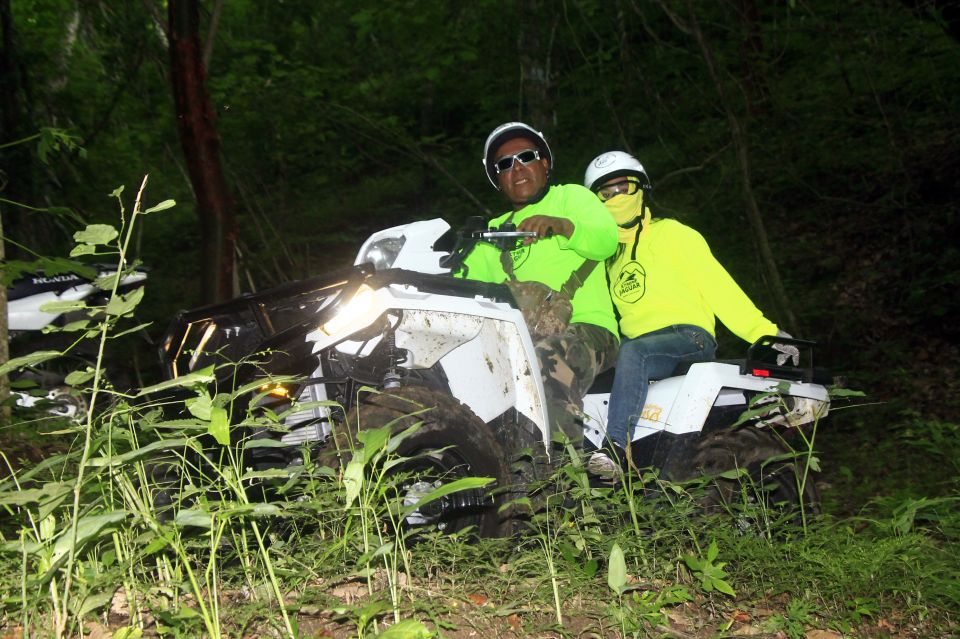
752, 368, 770, 377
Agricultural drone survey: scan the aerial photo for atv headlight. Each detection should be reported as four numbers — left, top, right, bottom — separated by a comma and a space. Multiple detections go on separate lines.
319, 284, 376, 336
358, 236, 405, 271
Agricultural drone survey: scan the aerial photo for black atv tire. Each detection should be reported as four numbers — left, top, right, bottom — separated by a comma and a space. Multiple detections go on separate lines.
668, 428, 820, 527
324, 386, 512, 537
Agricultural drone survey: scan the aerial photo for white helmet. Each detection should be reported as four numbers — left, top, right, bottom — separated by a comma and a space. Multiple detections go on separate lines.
584, 151, 650, 193
482, 122, 553, 189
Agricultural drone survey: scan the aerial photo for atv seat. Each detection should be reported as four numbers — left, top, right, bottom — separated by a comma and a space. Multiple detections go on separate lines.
586, 357, 739, 394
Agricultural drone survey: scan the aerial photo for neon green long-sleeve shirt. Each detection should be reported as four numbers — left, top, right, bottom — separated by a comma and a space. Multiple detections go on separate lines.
460, 184, 620, 337
609, 218, 778, 342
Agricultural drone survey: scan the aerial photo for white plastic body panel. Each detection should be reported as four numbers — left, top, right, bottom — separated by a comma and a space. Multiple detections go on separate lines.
355, 219, 453, 274
582, 361, 830, 450
305, 281, 550, 452
8, 270, 148, 331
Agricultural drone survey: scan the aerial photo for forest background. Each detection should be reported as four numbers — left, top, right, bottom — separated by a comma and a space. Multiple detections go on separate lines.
2, 0, 959, 514
1, 1, 959, 636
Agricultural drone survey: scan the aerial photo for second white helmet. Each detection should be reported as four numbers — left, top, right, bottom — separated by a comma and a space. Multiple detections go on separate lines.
584, 151, 650, 193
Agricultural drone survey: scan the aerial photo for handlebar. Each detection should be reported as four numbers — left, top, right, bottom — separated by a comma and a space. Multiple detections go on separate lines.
439, 218, 537, 272
471, 230, 539, 241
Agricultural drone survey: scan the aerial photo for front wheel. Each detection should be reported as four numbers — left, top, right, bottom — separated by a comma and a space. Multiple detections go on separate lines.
325, 387, 512, 537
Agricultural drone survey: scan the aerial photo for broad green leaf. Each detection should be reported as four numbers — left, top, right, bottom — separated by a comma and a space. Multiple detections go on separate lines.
357, 425, 391, 463
60, 320, 92, 333
38, 300, 88, 314
607, 542, 627, 594
386, 421, 424, 454
51, 511, 128, 563
74, 224, 118, 246
85, 438, 190, 467
105, 287, 145, 316
1, 538, 42, 554
208, 406, 230, 445
93, 272, 122, 290
0, 257, 96, 286
222, 502, 281, 518
356, 541, 395, 565
42, 257, 96, 279
732, 403, 779, 427
706, 540, 719, 563
113, 627, 144, 639
240, 468, 297, 481
65, 369, 95, 386
713, 578, 736, 597
108, 322, 152, 339
175, 508, 212, 529
398, 476, 493, 518
76, 588, 117, 617
0, 481, 71, 507
186, 393, 213, 420
143, 199, 176, 214
0, 350, 60, 376
717, 468, 749, 480
377, 619, 433, 639
137, 365, 215, 396
829, 387, 866, 398
343, 458, 364, 508
69, 244, 98, 257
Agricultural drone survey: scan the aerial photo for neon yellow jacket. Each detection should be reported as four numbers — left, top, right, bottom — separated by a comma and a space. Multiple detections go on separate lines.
460, 184, 619, 337
609, 218, 778, 342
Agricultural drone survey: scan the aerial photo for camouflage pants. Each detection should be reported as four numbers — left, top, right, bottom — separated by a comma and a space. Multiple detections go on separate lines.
536, 323, 618, 446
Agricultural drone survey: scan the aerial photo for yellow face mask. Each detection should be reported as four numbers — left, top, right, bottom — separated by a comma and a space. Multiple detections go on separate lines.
604, 191, 651, 243
605, 190, 642, 225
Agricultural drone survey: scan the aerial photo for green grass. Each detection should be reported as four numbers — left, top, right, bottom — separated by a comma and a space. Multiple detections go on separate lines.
1, 385, 958, 638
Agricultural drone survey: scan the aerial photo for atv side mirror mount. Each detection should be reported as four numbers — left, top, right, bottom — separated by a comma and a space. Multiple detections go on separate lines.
438, 217, 486, 272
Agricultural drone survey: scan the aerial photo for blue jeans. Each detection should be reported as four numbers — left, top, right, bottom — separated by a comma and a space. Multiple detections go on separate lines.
605, 325, 717, 448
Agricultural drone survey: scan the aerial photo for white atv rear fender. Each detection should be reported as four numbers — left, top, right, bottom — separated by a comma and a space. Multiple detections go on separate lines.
582, 361, 830, 449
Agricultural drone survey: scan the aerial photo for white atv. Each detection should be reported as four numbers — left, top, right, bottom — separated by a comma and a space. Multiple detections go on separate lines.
5, 264, 148, 421
159, 217, 831, 534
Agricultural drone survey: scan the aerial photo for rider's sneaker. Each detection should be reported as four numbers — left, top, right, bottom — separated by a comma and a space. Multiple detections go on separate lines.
587, 450, 622, 481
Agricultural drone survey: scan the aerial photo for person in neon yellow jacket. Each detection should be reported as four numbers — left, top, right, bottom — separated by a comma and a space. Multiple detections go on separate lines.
458, 122, 620, 444
582, 151, 798, 477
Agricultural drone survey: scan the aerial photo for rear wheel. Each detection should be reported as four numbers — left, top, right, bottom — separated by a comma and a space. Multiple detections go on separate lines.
325, 387, 512, 537
668, 428, 820, 531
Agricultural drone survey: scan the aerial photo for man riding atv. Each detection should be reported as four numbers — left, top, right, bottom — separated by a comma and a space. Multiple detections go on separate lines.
458, 122, 619, 449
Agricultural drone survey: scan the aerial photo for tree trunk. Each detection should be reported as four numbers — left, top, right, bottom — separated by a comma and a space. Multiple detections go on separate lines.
1, 0, 35, 260
737, 0, 769, 116
518, 0, 557, 129
168, 0, 237, 303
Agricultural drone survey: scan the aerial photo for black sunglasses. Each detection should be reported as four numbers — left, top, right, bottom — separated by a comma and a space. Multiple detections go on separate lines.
494, 149, 541, 174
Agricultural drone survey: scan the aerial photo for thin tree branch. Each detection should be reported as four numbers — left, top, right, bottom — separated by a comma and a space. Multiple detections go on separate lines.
202, 0, 224, 69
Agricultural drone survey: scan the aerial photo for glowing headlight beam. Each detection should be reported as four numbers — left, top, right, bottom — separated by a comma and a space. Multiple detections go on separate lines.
319, 285, 376, 336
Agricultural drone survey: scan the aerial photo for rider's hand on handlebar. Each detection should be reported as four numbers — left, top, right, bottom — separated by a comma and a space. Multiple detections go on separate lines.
517, 215, 573, 244
772, 330, 800, 367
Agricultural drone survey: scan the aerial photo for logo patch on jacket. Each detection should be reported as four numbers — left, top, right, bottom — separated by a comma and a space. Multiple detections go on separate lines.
509, 244, 530, 270
614, 261, 646, 303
